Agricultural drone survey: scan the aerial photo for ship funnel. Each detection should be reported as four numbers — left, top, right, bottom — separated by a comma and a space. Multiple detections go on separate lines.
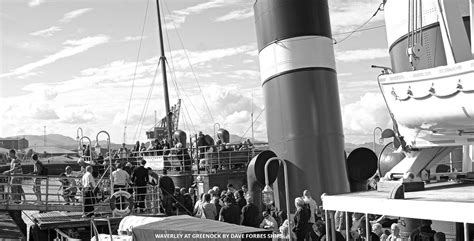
254, 0, 350, 208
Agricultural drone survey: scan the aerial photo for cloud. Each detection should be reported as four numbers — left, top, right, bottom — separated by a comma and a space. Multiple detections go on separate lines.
169, 0, 240, 28
215, 8, 253, 22
60, 8, 92, 23
329, 1, 385, 33
342, 92, 391, 137
335, 48, 388, 62
61, 109, 96, 124
28, 0, 44, 7
30, 26, 62, 37
32, 108, 60, 120
44, 89, 58, 100
122, 36, 147, 42
0, 35, 110, 79
174, 0, 225, 16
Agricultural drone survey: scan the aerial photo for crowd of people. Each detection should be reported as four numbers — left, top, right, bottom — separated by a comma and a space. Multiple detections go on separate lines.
1, 148, 450, 240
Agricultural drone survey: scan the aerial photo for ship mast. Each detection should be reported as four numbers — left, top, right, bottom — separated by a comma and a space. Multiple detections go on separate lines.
155, 0, 173, 146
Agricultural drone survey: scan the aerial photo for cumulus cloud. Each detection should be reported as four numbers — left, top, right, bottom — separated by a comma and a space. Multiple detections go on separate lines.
168, 0, 246, 28
60, 8, 92, 23
174, 0, 225, 16
32, 108, 60, 120
28, 0, 44, 7
44, 89, 58, 100
215, 8, 253, 22
30, 26, 62, 37
178, 85, 264, 140
61, 109, 96, 124
0, 35, 110, 79
335, 48, 389, 62
341, 92, 391, 137
329, 1, 385, 33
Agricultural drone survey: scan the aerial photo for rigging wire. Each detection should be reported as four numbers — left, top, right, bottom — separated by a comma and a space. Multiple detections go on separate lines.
333, 2, 385, 45
133, 61, 161, 141
162, 0, 215, 124
239, 107, 265, 142
161, 5, 197, 134
123, 0, 151, 143
166, 59, 196, 134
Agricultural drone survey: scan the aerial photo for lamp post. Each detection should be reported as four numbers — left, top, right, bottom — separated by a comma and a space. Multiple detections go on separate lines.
96, 131, 112, 203
263, 157, 291, 241
373, 127, 382, 156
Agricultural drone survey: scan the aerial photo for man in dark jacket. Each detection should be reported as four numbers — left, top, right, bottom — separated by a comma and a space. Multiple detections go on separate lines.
219, 197, 240, 225
410, 219, 436, 241
131, 160, 148, 213
241, 196, 260, 228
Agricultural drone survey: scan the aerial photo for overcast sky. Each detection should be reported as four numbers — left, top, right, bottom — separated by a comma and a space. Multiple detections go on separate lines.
1, 0, 392, 144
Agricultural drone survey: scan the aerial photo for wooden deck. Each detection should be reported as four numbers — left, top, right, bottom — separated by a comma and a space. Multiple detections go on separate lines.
322, 182, 474, 223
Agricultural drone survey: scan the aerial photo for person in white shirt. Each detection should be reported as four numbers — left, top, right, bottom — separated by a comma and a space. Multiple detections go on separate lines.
82, 166, 96, 217
111, 163, 130, 192
303, 189, 319, 239
260, 211, 278, 233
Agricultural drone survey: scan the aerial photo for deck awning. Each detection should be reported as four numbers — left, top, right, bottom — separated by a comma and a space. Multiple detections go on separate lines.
321, 182, 474, 223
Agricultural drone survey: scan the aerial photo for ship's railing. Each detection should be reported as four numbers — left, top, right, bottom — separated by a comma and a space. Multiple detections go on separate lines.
195, 143, 266, 173
127, 143, 268, 174
0, 172, 169, 216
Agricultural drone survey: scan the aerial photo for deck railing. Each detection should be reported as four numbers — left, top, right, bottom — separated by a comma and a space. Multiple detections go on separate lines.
0, 173, 165, 216
126, 143, 267, 174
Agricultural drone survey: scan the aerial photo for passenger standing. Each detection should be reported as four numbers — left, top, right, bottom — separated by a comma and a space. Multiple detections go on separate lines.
4, 150, 25, 203
30, 154, 43, 204
409, 220, 436, 241
82, 166, 96, 217
131, 160, 149, 213
159, 169, 175, 216
201, 193, 217, 220
260, 211, 278, 233
212, 193, 222, 219
386, 223, 401, 241
219, 197, 240, 225
293, 197, 311, 241
111, 163, 130, 192
241, 195, 260, 228
182, 188, 194, 215
235, 190, 246, 210
358, 218, 380, 241
303, 190, 319, 239
373, 223, 388, 241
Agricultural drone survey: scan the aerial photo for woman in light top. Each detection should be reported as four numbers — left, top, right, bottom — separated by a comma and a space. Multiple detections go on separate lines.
386, 223, 401, 241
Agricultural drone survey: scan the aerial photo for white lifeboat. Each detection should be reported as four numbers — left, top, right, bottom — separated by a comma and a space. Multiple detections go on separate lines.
379, 59, 474, 148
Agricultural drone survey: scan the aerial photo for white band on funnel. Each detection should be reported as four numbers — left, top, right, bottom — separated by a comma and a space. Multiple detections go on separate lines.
258, 35, 336, 83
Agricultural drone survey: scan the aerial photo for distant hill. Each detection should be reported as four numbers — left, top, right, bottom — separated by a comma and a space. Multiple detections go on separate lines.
1, 134, 125, 151
3, 134, 77, 149
2, 133, 389, 154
